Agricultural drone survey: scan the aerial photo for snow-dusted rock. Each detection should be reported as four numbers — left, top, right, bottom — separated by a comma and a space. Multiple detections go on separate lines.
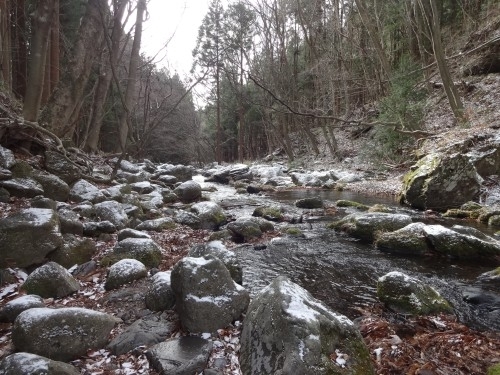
21, 262, 80, 298
173, 209, 202, 229
174, 180, 202, 203
0, 295, 45, 323
93, 200, 129, 229
145, 271, 176, 311
190, 201, 227, 230
0, 145, 15, 169
107, 313, 176, 355
44, 151, 81, 184
375, 222, 429, 256
117, 228, 151, 241
32, 170, 70, 202
156, 164, 193, 182
146, 337, 212, 375
83, 220, 116, 237
135, 217, 175, 231
119, 159, 141, 173
189, 241, 242, 284
57, 208, 83, 235
12, 307, 118, 361
111, 237, 163, 268
69, 179, 105, 203
0, 208, 63, 268
377, 271, 452, 315
240, 276, 374, 375
104, 258, 148, 290
0, 352, 80, 375
332, 212, 412, 242
0, 177, 44, 198
49, 234, 96, 268
171, 256, 250, 333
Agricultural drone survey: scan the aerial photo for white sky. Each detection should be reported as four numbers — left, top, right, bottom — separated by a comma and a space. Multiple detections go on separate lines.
142, 0, 212, 76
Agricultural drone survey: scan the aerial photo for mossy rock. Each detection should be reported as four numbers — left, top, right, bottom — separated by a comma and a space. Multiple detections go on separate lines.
253, 206, 284, 221
442, 209, 473, 218
477, 209, 500, 224
375, 223, 429, 256
488, 363, 500, 375
329, 212, 412, 242
377, 271, 452, 315
488, 215, 500, 227
336, 200, 369, 211
368, 204, 393, 213
283, 227, 304, 237
460, 201, 483, 211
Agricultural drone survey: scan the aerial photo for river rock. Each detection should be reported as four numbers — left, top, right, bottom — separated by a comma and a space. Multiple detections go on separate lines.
0, 295, 45, 323
22, 262, 80, 298
104, 259, 148, 290
0, 145, 15, 168
174, 209, 202, 229
290, 171, 332, 187
332, 212, 412, 242
69, 179, 105, 203
0, 177, 44, 198
107, 313, 176, 355
145, 271, 176, 311
31, 196, 57, 210
102, 183, 131, 201
240, 276, 374, 375
0, 208, 63, 268
423, 224, 500, 259
400, 153, 482, 211
12, 307, 118, 361
57, 208, 83, 235
171, 256, 250, 333
120, 159, 141, 173
189, 241, 242, 284
117, 228, 151, 241
44, 151, 81, 184
157, 164, 193, 181
295, 197, 324, 209
0, 352, 80, 375
190, 201, 227, 230
377, 271, 452, 315
135, 217, 175, 231
48, 234, 96, 268
174, 180, 202, 203
253, 205, 284, 221
32, 170, 70, 202
93, 200, 129, 229
110, 237, 163, 268
375, 222, 430, 256
146, 336, 212, 375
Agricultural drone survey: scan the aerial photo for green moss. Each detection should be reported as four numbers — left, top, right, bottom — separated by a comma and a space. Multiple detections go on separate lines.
253, 206, 283, 221
460, 201, 483, 211
284, 227, 302, 236
442, 209, 472, 218
488, 215, 500, 227
487, 363, 500, 375
368, 204, 391, 213
336, 200, 369, 210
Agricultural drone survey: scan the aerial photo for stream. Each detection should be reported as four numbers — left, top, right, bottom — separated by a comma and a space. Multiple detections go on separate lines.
197, 176, 500, 331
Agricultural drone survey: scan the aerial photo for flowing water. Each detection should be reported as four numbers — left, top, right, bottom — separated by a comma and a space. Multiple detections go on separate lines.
199, 177, 500, 331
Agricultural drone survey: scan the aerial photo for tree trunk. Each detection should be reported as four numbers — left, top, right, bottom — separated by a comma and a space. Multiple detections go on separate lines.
11, 0, 27, 99
23, 0, 55, 122
42, 0, 106, 138
117, 0, 145, 151
0, 0, 12, 91
85, 0, 126, 152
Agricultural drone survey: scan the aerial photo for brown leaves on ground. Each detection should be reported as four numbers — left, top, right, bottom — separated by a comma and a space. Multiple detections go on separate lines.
358, 304, 500, 375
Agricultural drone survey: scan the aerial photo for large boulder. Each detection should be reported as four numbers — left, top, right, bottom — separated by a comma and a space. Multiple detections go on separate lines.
157, 164, 194, 182
190, 201, 227, 230
0, 208, 63, 268
44, 151, 81, 184
171, 256, 249, 333
240, 276, 374, 375
375, 222, 429, 256
331, 212, 412, 242
93, 200, 129, 229
146, 337, 212, 375
400, 153, 482, 211
104, 258, 148, 290
32, 171, 70, 202
48, 234, 96, 268
107, 313, 176, 355
0, 352, 80, 375
12, 307, 118, 361
145, 271, 176, 311
21, 262, 80, 298
0, 178, 44, 198
0, 295, 45, 323
189, 241, 242, 284
377, 271, 452, 315
69, 179, 105, 203
109, 238, 163, 268
174, 180, 202, 203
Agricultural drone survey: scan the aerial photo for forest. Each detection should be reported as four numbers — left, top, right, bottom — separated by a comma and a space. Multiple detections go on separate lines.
0, 0, 498, 166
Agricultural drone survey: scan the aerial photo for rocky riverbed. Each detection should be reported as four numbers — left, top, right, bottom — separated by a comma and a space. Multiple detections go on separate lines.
1, 147, 500, 374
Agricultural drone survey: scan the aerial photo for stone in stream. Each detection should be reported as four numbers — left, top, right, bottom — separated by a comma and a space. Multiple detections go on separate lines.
240, 276, 374, 375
